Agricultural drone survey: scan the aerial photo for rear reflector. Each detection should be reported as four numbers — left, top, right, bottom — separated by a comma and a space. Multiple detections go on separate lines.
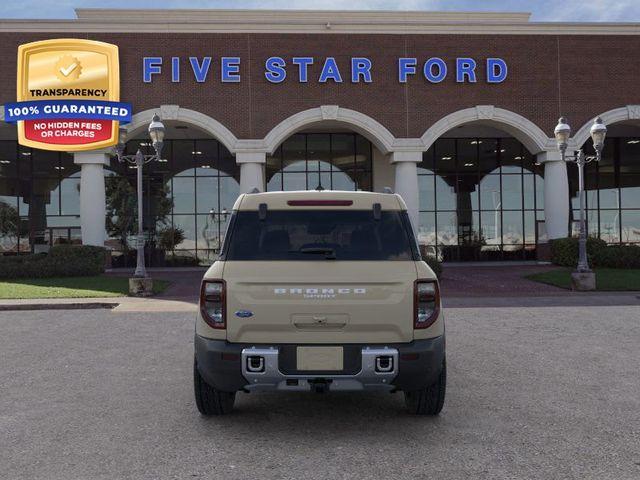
287, 200, 353, 206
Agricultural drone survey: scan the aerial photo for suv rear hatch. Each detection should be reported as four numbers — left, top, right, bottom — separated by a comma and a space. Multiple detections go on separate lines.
220, 205, 420, 344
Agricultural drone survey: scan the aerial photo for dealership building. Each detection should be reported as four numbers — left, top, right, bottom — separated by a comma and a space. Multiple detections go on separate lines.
0, 8, 639, 264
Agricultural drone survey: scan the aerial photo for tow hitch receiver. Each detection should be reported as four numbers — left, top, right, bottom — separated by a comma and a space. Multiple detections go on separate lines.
309, 378, 332, 393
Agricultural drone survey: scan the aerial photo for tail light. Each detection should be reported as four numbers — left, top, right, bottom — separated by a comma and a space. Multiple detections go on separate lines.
200, 280, 226, 329
414, 280, 440, 329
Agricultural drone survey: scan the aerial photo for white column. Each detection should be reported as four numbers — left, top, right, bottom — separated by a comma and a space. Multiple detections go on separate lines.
538, 151, 569, 240
237, 151, 266, 193
74, 151, 110, 246
391, 151, 421, 230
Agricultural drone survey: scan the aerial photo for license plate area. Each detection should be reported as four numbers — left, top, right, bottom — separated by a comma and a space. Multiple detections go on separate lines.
296, 346, 344, 371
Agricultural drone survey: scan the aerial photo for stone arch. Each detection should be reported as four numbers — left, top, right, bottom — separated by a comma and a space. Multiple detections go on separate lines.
420, 105, 553, 154
127, 105, 239, 154
572, 105, 640, 148
263, 105, 396, 155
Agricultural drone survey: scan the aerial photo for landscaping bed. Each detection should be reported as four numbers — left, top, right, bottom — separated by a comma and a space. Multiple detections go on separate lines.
526, 268, 640, 291
0, 275, 170, 299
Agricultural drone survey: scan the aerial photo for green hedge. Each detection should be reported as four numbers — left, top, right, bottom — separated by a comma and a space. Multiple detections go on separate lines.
550, 237, 640, 268
0, 245, 106, 279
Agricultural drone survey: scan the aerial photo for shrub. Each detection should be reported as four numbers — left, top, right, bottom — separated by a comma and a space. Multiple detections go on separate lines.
0, 245, 106, 279
593, 244, 640, 269
164, 254, 200, 267
550, 237, 640, 269
157, 226, 185, 252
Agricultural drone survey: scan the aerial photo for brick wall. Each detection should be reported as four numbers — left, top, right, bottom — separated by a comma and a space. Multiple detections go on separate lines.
1, 32, 638, 140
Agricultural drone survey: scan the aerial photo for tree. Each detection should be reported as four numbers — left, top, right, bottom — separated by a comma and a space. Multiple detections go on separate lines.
105, 176, 173, 252
0, 201, 21, 250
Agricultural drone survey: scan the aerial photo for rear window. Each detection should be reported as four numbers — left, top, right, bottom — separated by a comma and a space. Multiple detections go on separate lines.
223, 210, 418, 261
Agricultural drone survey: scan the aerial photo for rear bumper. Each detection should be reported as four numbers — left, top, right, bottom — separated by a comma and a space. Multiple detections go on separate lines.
194, 335, 445, 393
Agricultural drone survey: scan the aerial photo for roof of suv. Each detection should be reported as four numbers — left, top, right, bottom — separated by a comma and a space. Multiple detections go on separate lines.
234, 190, 407, 211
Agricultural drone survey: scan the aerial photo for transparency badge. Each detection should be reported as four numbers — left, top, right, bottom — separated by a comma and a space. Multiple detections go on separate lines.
4, 39, 132, 151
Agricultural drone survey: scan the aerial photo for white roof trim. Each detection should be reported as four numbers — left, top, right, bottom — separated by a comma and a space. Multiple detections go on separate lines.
0, 9, 639, 34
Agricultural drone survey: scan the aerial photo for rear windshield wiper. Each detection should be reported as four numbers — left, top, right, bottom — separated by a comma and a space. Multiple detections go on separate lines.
295, 247, 337, 259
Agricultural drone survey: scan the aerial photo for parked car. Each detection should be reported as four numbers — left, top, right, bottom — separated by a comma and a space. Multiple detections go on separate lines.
194, 190, 445, 415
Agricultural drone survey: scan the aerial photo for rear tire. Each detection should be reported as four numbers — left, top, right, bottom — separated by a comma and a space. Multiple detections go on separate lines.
194, 359, 236, 415
404, 358, 446, 415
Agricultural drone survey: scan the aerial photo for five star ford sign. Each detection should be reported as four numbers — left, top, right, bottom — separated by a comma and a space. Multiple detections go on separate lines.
3, 39, 132, 152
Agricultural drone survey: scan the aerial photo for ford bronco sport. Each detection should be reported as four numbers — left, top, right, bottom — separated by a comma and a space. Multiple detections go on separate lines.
194, 190, 445, 415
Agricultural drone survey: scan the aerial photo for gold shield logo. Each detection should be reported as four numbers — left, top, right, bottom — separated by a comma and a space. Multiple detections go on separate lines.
15, 38, 121, 151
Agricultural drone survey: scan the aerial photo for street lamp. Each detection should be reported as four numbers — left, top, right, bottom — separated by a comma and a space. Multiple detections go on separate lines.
113, 114, 165, 286
553, 116, 607, 287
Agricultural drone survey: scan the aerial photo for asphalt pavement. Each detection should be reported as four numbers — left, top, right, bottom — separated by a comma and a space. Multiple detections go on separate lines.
1, 305, 640, 479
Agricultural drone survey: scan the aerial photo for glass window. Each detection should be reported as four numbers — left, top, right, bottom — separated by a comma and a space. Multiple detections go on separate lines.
434, 139, 456, 176
266, 133, 372, 193
500, 138, 523, 174
621, 210, 640, 243
620, 174, 640, 209
619, 138, 640, 174
479, 175, 501, 211
418, 175, 435, 211
196, 177, 219, 214
32, 150, 58, 177
599, 210, 620, 243
419, 148, 434, 173
225, 210, 416, 261
435, 176, 456, 211
0, 141, 18, 177
502, 211, 524, 246
418, 211, 436, 247
172, 177, 195, 214
502, 175, 523, 210
173, 140, 195, 176
282, 135, 306, 172
60, 177, 80, 215
436, 211, 457, 245
457, 138, 478, 173
172, 214, 196, 250
477, 139, 498, 174
307, 134, 331, 172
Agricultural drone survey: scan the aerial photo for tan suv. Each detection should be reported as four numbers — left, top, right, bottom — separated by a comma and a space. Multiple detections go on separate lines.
194, 190, 445, 415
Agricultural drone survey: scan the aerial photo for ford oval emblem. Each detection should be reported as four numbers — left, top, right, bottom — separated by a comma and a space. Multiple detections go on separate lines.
235, 310, 254, 318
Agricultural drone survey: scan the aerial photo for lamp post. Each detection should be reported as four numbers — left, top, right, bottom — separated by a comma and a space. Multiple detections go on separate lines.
113, 114, 165, 294
553, 116, 607, 289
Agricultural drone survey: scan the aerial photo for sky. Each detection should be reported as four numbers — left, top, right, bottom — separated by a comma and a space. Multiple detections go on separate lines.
0, 0, 639, 22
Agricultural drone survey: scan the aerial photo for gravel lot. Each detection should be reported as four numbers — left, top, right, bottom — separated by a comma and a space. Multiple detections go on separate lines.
1, 305, 639, 479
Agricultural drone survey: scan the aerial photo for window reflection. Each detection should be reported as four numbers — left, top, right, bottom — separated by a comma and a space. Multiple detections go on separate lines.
568, 137, 640, 245
419, 137, 543, 261
266, 133, 373, 193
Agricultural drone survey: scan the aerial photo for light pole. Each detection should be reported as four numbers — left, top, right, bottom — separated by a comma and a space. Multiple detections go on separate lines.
553, 116, 607, 289
113, 114, 165, 293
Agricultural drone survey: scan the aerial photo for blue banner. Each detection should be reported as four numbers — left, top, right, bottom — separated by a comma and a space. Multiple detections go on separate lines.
4, 100, 132, 123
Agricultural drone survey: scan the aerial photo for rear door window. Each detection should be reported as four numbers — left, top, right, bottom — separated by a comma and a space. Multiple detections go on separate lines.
224, 210, 417, 261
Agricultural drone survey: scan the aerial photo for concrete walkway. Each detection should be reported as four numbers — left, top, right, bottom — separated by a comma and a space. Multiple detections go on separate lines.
1, 265, 638, 311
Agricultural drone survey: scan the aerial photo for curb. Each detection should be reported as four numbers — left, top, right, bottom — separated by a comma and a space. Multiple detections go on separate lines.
0, 302, 119, 311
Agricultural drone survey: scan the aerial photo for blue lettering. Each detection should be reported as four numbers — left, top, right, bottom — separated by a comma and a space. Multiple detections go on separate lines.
319, 57, 342, 83
171, 57, 180, 83
292, 57, 314, 82
221, 57, 241, 83
143, 57, 162, 83
424, 58, 447, 83
351, 57, 372, 83
189, 57, 211, 83
487, 58, 508, 83
456, 58, 477, 83
265, 56, 286, 83
398, 58, 417, 83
